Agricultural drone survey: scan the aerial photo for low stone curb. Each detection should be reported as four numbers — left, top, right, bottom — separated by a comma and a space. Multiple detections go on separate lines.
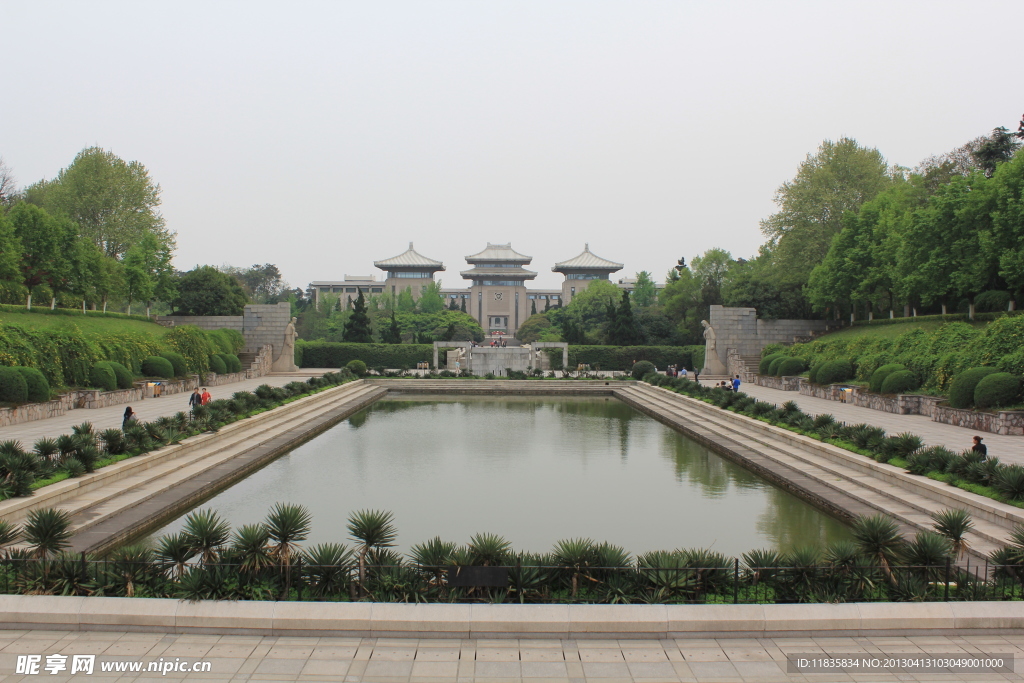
0, 596, 1020, 638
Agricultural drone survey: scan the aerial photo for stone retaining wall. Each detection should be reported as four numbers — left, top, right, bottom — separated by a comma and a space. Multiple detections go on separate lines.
933, 405, 1024, 436
753, 375, 802, 391
0, 595, 1019, 638
0, 395, 73, 428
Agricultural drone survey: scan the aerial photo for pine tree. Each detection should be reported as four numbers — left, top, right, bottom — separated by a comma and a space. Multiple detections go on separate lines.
343, 291, 373, 343
605, 300, 618, 345
531, 299, 537, 315
460, 298, 466, 313
448, 297, 459, 310
544, 298, 550, 312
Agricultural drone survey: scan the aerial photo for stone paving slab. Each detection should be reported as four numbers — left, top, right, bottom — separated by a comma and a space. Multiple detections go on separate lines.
736, 383, 1024, 465
0, 630, 1018, 681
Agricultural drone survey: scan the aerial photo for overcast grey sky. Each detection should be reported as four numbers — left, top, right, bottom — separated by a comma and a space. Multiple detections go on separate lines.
2, 1, 1019, 290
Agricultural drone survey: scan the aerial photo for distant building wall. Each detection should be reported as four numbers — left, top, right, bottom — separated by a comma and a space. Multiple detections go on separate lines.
156, 302, 294, 368
707, 305, 835, 370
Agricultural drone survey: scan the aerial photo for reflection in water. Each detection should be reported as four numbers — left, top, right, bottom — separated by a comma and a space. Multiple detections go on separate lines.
148, 395, 849, 556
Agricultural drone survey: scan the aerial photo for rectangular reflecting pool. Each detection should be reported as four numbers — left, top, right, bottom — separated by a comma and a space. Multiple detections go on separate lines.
148, 395, 850, 555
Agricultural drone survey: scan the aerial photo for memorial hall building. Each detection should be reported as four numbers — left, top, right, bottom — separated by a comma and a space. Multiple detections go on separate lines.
309, 242, 633, 337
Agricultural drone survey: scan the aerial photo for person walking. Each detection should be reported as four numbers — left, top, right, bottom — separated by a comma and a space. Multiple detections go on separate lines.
201, 387, 212, 405
122, 406, 137, 431
732, 374, 741, 392
188, 388, 202, 413
972, 436, 988, 458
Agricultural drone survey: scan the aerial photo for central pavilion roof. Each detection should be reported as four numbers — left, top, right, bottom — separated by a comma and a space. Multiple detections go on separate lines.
552, 244, 623, 273
465, 243, 532, 263
373, 243, 445, 271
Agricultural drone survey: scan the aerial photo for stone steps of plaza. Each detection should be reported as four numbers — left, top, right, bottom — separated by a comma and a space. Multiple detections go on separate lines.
617, 384, 1015, 559
0, 381, 382, 546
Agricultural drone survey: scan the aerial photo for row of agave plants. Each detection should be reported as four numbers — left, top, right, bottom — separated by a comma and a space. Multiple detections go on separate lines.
644, 374, 1024, 503
0, 504, 1022, 603
0, 371, 355, 500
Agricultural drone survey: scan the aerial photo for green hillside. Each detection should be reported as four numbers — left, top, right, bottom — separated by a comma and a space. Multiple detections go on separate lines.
0, 310, 169, 338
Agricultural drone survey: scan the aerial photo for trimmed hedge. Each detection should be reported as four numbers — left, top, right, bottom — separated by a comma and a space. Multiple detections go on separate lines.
12, 367, 49, 402
108, 361, 134, 389
631, 360, 655, 379
218, 353, 242, 374
298, 342, 433, 369
880, 370, 919, 394
816, 358, 854, 385
89, 362, 117, 391
777, 358, 806, 376
208, 354, 228, 375
974, 372, 1022, 409
159, 352, 188, 377
759, 353, 786, 375
141, 356, 175, 379
767, 357, 786, 376
0, 367, 28, 402
948, 367, 1000, 409
869, 363, 906, 393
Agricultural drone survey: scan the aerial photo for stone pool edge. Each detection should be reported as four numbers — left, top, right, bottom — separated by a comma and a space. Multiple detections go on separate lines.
0, 595, 1019, 638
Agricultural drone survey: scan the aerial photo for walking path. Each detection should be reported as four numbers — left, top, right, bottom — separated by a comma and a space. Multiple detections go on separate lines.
0, 373, 321, 448
727, 382, 1024, 465
0, 630, 1019, 682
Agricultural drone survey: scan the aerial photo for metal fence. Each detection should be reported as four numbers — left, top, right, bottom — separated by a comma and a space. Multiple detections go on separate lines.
0, 557, 1020, 604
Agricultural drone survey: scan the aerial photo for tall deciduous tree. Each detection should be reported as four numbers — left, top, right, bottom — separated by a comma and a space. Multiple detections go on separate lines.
172, 266, 249, 316
631, 271, 657, 308
761, 138, 896, 287
7, 203, 69, 309
30, 147, 170, 259
0, 210, 24, 301
418, 281, 445, 313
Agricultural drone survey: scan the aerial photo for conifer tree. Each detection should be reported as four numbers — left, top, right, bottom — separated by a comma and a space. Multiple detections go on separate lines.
381, 312, 402, 344
531, 299, 537, 315
343, 291, 373, 343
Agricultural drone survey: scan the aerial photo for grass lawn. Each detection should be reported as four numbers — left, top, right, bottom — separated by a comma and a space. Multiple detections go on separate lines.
814, 319, 988, 342
0, 310, 170, 338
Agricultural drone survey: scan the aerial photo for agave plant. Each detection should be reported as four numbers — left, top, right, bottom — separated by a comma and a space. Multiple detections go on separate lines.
75, 445, 99, 473
994, 465, 1024, 501
265, 503, 312, 597
637, 550, 694, 601
812, 414, 836, 430
231, 524, 273, 574
181, 509, 231, 565
0, 519, 21, 557
99, 429, 126, 455
0, 440, 24, 457
33, 438, 59, 463
302, 543, 354, 597
409, 536, 458, 588
63, 458, 86, 478
903, 531, 951, 581
55, 434, 78, 461
23, 508, 73, 559
468, 532, 512, 567
551, 538, 596, 598
850, 514, 905, 584
104, 545, 158, 597
71, 422, 94, 436
172, 412, 190, 430
347, 509, 398, 591
780, 545, 822, 601
0, 451, 40, 497
931, 509, 973, 560
154, 532, 195, 580
742, 548, 783, 585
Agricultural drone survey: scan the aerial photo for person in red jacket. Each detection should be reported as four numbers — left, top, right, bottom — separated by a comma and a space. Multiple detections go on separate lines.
201, 388, 211, 405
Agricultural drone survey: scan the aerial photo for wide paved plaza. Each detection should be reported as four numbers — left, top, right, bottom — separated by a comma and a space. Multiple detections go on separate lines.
0, 630, 1022, 682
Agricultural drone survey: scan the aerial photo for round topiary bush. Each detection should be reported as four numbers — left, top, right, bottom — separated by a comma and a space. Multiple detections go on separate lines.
869, 363, 906, 393
222, 354, 242, 374
880, 370, 919, 394
816, 359, 854, 385
0, 367, 28, 403
107, 361, 134, 389
767, 357, 787, 376
141, 355, 175, 379
777, 358, 806, 376
948, 367, 1000, 409
207, 354, 228, 375
89, 362, 117, 392
759, 353, 785, 375
347, 359, 369, 377
807, 362, 824, 384
12, 367, 49, 402
159, 352, 188, 377
974, 372, 1022, 409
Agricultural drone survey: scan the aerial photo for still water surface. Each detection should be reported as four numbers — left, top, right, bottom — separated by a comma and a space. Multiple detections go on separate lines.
149, 396, 849, 556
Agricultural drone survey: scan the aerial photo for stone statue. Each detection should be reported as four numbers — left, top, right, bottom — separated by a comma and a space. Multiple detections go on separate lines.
701, 319, 728, 375
272, 317, 299, 372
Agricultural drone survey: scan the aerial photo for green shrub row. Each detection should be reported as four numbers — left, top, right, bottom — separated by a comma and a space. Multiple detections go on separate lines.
644, 373, 1024, 509
0, 304, 153, 322
761, 317, 1024, 394
0, 370, 356, 500
297, 342, 434, 369
569, 345, 702, 372
851, 310, 1024, 327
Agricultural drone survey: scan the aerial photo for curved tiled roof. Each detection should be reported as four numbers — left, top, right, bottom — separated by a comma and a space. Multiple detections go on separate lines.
460, 266, 538, 279
465, 243, 532, 263
374, 243, 445, 270
552, 244, 624, 272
